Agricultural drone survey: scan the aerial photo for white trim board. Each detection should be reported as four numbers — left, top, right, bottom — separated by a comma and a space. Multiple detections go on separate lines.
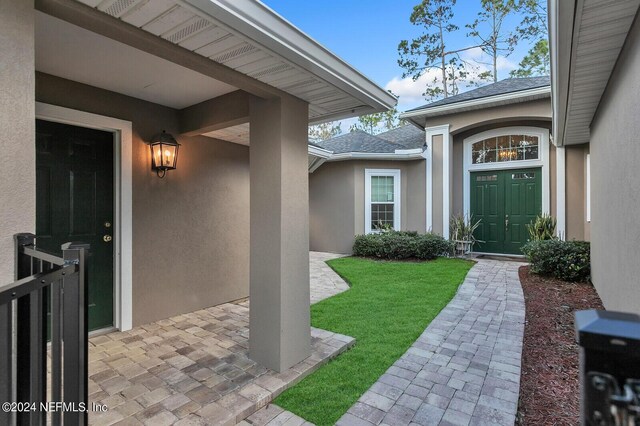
424, 124, 453, 233
36, 102, 133, 331
556, 146, 566, 238
442, 130, 452, 239
421, 147, 431, 232
364, 169, 401, 234
463, 126, 551, 219
586, 154, 591, 222
425, 124, 450, 235
308, 145, 333, 159
328, 151, 423, 162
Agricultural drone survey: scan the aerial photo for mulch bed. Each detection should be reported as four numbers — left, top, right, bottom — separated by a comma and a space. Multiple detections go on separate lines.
516, 266, 604, 425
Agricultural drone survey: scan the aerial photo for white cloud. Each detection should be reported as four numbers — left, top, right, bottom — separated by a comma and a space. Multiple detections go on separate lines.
385, 48, 519, 111
385, 68, 443, 105
464, 46, 485, 61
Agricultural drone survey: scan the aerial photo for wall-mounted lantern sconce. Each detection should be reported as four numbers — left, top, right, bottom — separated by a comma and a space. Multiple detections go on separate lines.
422, 141, 428, 151
150, 131, 180, 178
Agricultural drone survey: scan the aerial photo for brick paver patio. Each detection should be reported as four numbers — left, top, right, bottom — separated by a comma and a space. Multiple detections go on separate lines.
86, 253, 353, 425
335, 259, 526, 426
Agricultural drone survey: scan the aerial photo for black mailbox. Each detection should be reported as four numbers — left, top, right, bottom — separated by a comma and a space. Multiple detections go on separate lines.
575, 310, 640, 425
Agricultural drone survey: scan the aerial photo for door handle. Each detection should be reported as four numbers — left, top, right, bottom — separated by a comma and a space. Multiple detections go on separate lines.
103, 235, 112, 242
505, 215, 509, 231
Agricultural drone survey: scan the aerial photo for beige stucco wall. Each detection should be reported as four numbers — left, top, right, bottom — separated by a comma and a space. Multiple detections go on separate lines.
565, 144, 589, 241
405, 159, 427, 233
36, 73, 250, 326
588, 14, 640, 315
420, 99, 551, 134
431, 135, 444, 235
0, 0, 35, 284
309, 159, 426, 254
309, 161, 355, 254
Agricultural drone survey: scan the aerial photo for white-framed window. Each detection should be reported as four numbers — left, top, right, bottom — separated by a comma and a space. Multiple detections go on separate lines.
471, 134, 540, 164
365, 169, 401, 233
586, 154, 591, 222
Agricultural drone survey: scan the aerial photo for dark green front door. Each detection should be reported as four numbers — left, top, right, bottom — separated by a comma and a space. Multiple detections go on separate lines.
471, 168, 541, 254
36, 119, 114, 331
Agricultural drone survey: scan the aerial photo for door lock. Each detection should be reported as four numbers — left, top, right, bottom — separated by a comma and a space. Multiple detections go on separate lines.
505, 215, 509, 231
103, 235, 112, 242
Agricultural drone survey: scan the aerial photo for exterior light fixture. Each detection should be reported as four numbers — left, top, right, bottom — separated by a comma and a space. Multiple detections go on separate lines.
498, 148, 518, 161
422, 141, 428, 151
150, 131, 180, 178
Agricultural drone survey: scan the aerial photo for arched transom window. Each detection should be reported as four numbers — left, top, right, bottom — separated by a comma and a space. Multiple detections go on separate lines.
471, 134, 539, 164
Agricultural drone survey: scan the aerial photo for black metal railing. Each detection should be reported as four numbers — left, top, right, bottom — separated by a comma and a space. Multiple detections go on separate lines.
0, 233, 89, 426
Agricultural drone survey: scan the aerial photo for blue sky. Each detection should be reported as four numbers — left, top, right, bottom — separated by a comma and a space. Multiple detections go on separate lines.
262, 1, 536, 117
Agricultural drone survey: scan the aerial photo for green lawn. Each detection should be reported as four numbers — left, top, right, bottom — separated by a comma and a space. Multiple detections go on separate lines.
274, 256, 473, 425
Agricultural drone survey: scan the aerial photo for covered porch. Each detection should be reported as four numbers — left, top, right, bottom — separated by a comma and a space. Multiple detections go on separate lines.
2, 0, 393, 398
86, 253, 351, 425
0, 0, 394, 423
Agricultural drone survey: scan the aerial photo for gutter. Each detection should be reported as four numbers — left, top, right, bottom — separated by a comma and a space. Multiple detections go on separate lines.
308, 145, 333, 173
549, 0, 577, 147
400, 86, 551, 121
307, 146, 424, 172
328, 148, 424, 162
308, 145, 333, 159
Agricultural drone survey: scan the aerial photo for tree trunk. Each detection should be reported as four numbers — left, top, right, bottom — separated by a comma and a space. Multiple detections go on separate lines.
441, 55, 448, 97
493, 10, 498, 82
439, 19, 448, 98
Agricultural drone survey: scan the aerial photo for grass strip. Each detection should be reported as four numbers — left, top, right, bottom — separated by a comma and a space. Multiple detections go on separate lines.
274, 257, 473, 425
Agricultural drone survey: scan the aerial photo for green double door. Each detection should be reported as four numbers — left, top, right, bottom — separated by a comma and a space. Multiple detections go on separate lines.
470, 168, 541, 255
36, 119, 114, 331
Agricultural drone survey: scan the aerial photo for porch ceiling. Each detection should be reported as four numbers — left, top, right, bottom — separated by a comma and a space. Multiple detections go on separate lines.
36, 12, 238, 109
203, 123, 250, 146
67, 0, 395, 123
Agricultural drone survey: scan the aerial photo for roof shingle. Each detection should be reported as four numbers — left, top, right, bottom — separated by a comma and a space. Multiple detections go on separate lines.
376, 125, 425, 149
406, 76, 550, 112
312, 130, 402, 154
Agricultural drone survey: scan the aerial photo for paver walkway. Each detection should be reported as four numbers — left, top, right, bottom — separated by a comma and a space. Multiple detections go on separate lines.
335, 259, 526, 426
310, 251, 349, 304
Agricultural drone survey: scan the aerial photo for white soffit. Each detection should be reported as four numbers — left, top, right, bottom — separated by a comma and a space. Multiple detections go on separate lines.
558, 0, 640, 145
73, 0, 396, 121
36, 12, 237, 109
203, 123, 250, 145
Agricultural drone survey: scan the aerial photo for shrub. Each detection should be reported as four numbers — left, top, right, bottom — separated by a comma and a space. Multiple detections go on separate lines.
415, 233, 455, 260
378, 232, 418, 260
526, 213, 558, 241
352, 231, 453, 260
521, 240, 591, 282
352, 233, 384, 258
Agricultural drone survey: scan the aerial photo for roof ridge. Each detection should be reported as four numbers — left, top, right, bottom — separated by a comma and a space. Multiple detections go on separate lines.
405, 75, 550, 113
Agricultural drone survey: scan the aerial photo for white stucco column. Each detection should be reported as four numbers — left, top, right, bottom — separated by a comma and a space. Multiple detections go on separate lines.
425, 124, 452, 238
0, 0, 35, 283
249, 95, 311, 372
